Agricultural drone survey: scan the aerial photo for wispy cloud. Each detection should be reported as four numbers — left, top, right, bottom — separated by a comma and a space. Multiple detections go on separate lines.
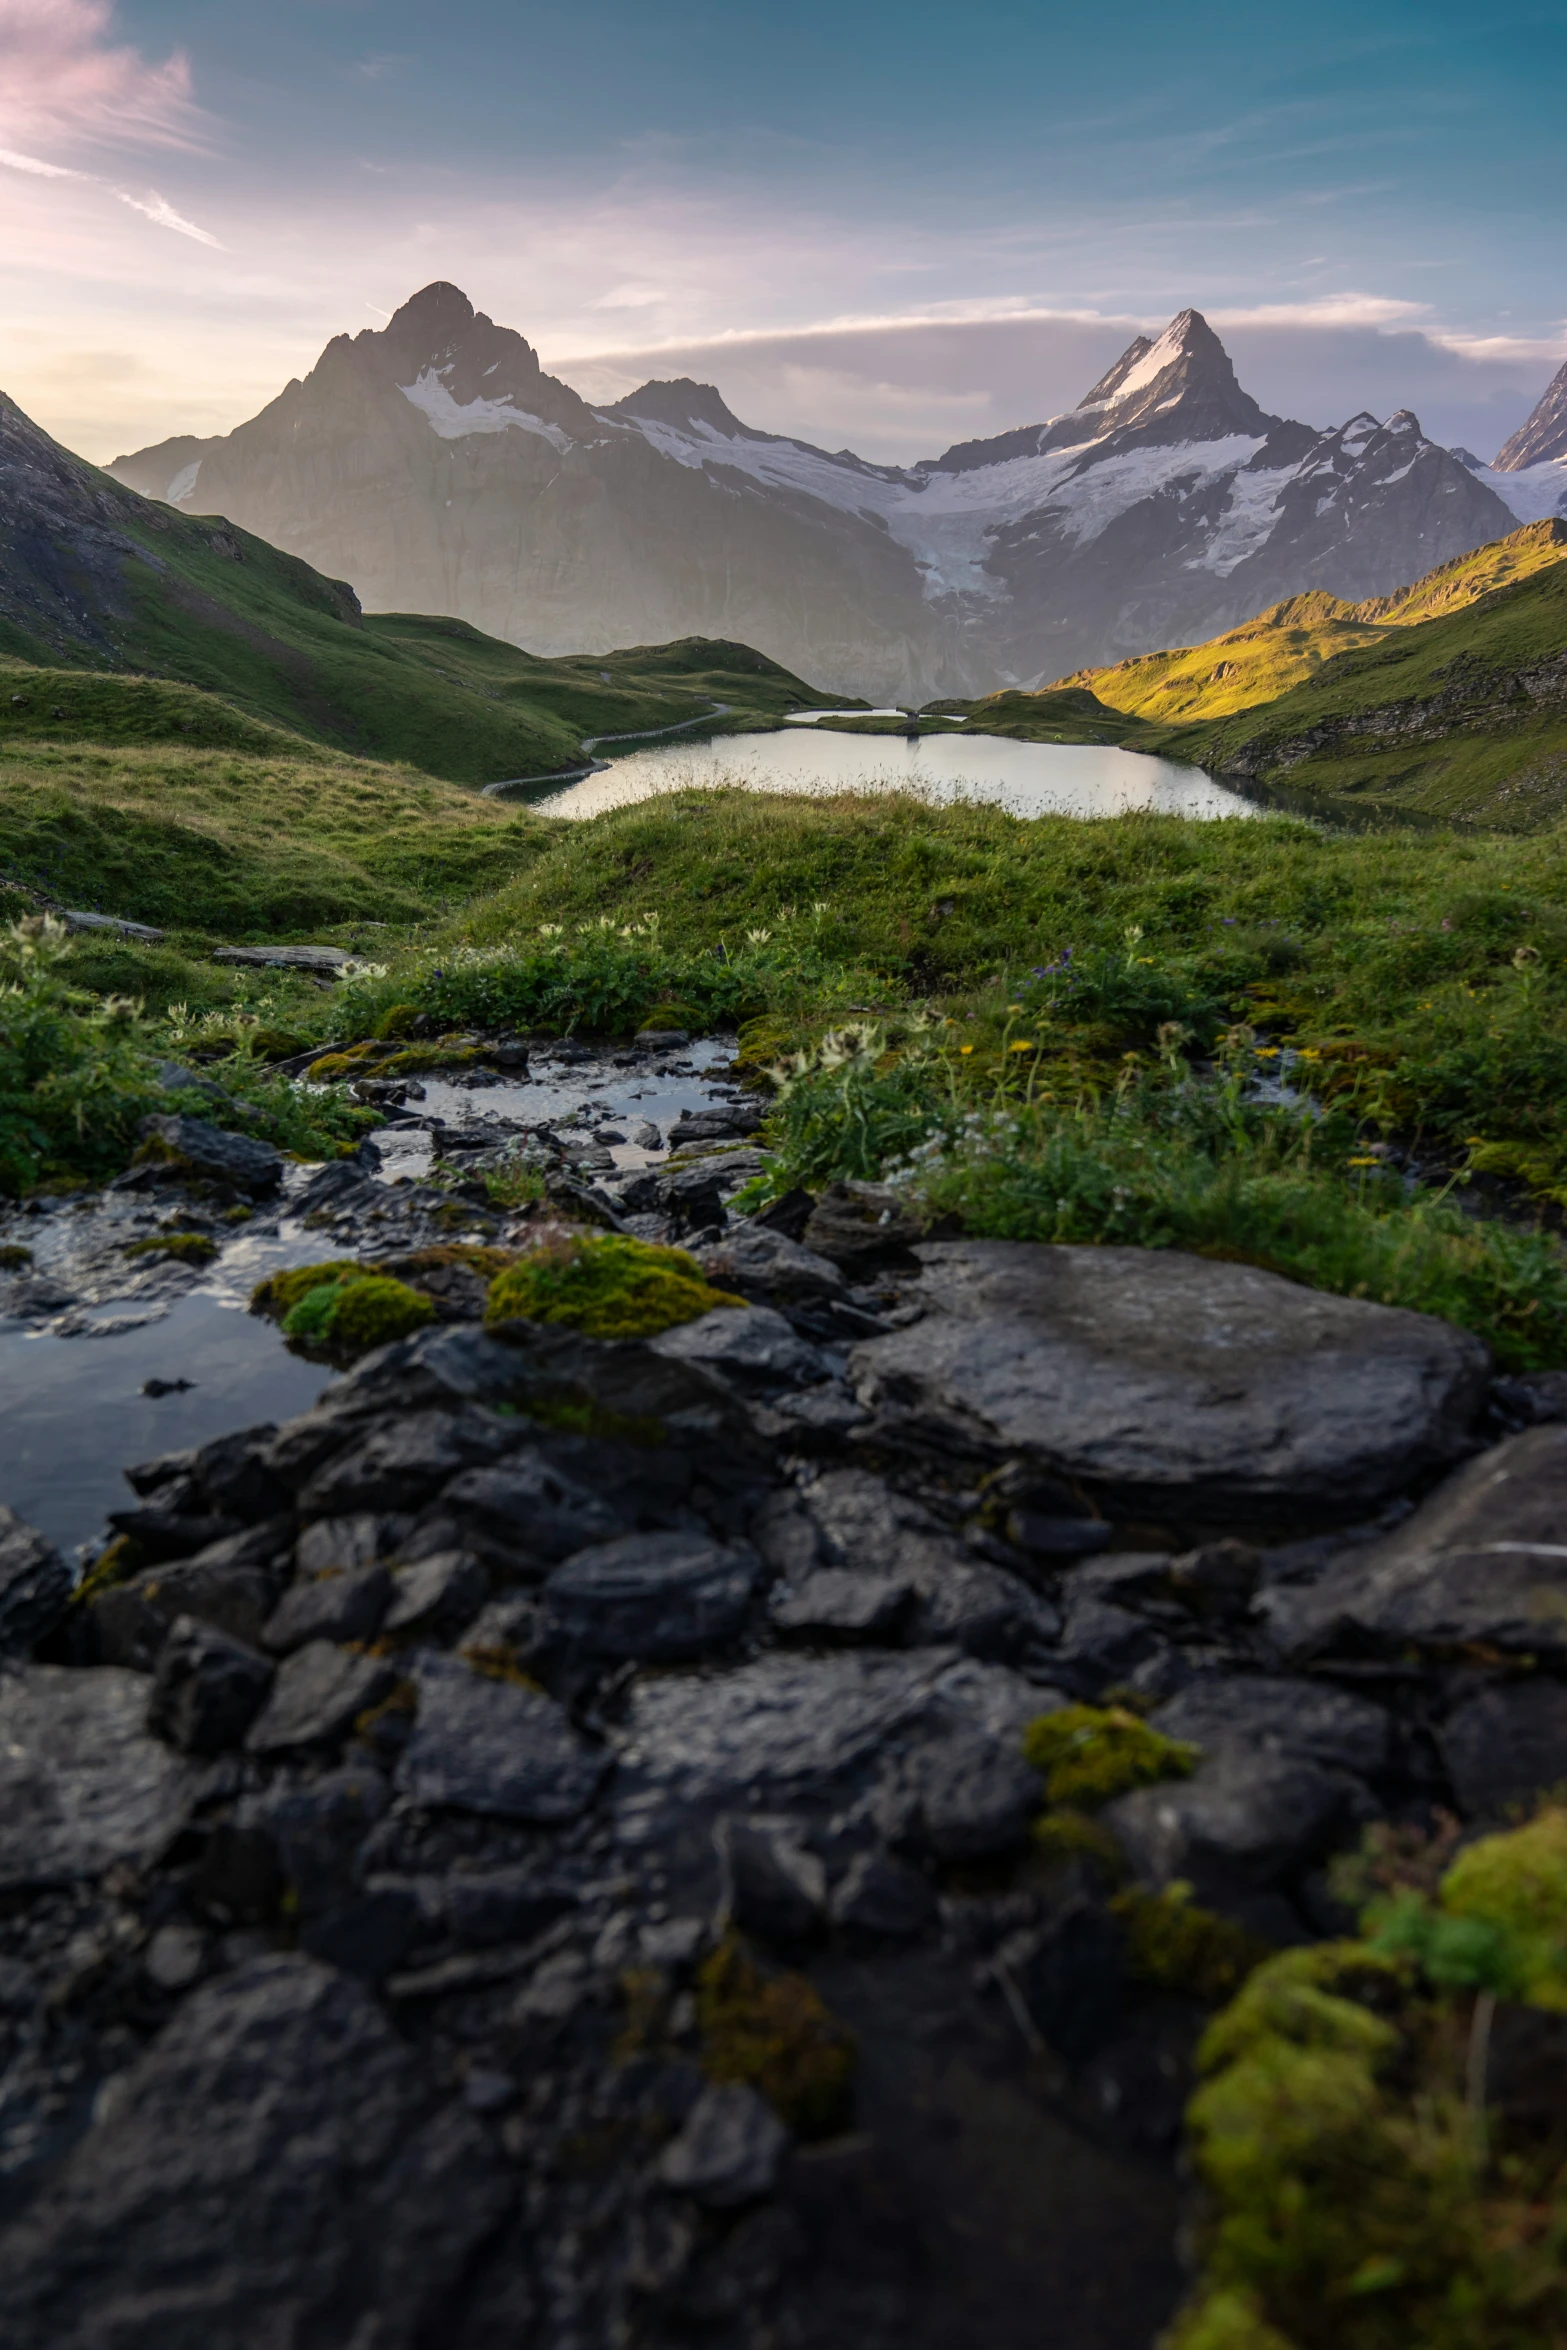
113, 187, 221, 246
0, 0, 205, 154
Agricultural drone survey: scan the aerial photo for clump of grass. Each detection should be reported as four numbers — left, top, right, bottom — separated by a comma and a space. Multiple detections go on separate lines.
1022, 1703, 1199, 1809
695, 1933, 856, 2138
485, 1233, 743, 1340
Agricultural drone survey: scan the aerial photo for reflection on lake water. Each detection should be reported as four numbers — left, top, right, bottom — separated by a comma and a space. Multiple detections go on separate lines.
529, 727, 1261, 822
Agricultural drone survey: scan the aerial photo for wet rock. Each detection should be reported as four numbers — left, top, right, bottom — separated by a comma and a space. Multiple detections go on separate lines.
262, 1564, 392, 1654
716, 1815, 827, 1940
440, 1454, 630, 1572
445, 1867, 577, 1949
383, 1550, 488, 1639
802, 1181, 926, 1276
0, 1507, 71, 1656
1441, 1678, 1567, 1818
1264, 1426, 1567, 1662
667, 1105, 764, 1149
0, 1956, 511, 2350
296, 1513, 410, 1575
106, 1501, 246, 1563
1168, 1539, 1262, 1622
295, 1406, 520, 1516
649, 1303, 827, 1388
397, 1652, 611, 1821
829, 1851, 937, 1939
245, 1639, 397, 1754
769, 1567, 914, 1641
1149, 1676, 1395, 1782
1052, 1592, 1170, 1696
850, 1240, 1489, 1519
1107, 1749, 1348, 1900
695, 1225, 844, 1302
656, 2081, 789, 2208
147, 1615, 274, 1753
254, 1761, 390, 1917
0, 1666, 200, 1889
136, 1112, 285, 1194
884, 1725, 1042, 1859
144, 1921, 206, 1991
759, 1384, 873, 1443
544, 1531, 761, 1660
799, 1468, 1045, 1657
91, 1525, 292, 1668
623, 1651, 944, 1809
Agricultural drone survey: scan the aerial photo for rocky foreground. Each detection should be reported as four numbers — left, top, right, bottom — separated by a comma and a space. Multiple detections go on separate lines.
2, 1134, 1566, 2347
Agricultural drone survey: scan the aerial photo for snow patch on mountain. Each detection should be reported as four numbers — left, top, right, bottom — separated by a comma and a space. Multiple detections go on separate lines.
1472, 456, 1567, 524
166, 459, 202, 505
399, 369, 576, 452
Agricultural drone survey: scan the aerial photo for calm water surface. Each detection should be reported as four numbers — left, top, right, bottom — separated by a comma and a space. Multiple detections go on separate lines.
532, 727, 1260, 821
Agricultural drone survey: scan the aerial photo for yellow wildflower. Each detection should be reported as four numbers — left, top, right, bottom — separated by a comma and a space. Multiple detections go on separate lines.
960, 1044, 975, 1056
1297, 1047, 1321, 1061
1009, 1039, 1035, 1053
1346, 1156, 1381, 1168
1255, 1047, 1281, 1059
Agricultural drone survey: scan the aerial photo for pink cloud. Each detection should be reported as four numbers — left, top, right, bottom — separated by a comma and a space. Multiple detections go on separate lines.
0, 0, 204, 157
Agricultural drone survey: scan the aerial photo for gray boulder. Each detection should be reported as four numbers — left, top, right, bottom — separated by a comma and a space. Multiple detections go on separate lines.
0, 1956, 510, 2350
295, 1406, 518, 1516
544, 1531, 760, 1660
438, 1455, 630, 1569
850, 1241, 1488, 1518
649, 1303, 827, 1388
136, 1112, 284, 1194
397, 1652, 610, 1822
656, 2081, 789, 2208
695, 1225, 844, 1302
1441, 1678, 1567, 1818
882, 1725, 1042, 1859
1107, 1749, 1348, 1897
769, 1567, 914, 1641
1264, 1425, 1567, 1662
0, 1509, 71, 1656
90, 1526, 291, 1669
147, 1616, 274, 1753
829, 1852, 937, 1939
245, 1639, 396, 1753
799, 1467, 1045, 1656
0, 1666, 200, 1890
1148, 1676, 1395, 1781
262, 1565, 392, 1654
382, 1550, 488, 1638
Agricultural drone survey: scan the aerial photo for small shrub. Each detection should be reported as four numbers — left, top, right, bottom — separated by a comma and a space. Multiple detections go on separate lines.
485, 1233, 743, 1339
695, 1934, 856, 2138
1022, 1703, 1199, 1808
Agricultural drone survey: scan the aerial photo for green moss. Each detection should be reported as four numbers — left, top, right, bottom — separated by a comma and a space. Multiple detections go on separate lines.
1439, 1808, 1567, 2010
282, 1272, 435, 1353
122, 1231, 218, 1263
373, 1002, 422, 1039
70, 1533, 137, 1607
248, 1026, 309, 1062
0, 1243, 32, 1269
485, 1233, 745, 1340
695, 1934, 856, 2139
1162, 2288, 1303, 2350
1021, 1703, 1200, 1808
1032, 1807, 1126, 1872
637, 1000, 704, 1034
250, 1258, 361, 1319
1112, 1885, 1270, 2005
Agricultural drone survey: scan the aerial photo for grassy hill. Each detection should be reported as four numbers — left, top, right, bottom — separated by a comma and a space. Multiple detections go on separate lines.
0, 388, 837, 789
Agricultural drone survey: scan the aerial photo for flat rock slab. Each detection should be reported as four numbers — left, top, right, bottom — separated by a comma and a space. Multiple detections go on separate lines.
1148, 1676, 1395, 1782
1266, 1425, 1567, 1662
850, 1240, 1489, 1519
545, 1530, 760, 1660
398, 1652, 611, 1821
0, 1956, 510, 2350
137, 1113, 285, 1194
0, 1666, 201, 1890
211, 943, 352, 971
649, 1303, 826, 1387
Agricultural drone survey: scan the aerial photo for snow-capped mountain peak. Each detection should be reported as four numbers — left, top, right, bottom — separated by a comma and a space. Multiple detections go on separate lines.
1494, 355, 1567, 471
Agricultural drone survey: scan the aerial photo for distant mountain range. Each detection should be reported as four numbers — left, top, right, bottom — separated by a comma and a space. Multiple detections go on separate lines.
103, 286, 1567, 701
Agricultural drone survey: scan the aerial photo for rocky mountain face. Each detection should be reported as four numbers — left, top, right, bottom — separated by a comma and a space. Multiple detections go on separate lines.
1495, 355, 1567, 470
109, 287, 1548, 699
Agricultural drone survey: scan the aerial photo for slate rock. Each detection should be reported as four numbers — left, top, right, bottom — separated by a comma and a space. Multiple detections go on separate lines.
695, 1225, 845, 1302
0, 1956, 511, 2350
716, 1815, 827, 1940
136, 1112, 285, 1194
440, 1454, 629, 1571
1441, 1678, 1567, 1818
800, 1467, 1044, 1657
623, 1651, 946, 1808
296, 1512, 410, 1576
445, 1866, 577, 1949
1263, 1426, 1567, 1662
884, 1725, 1042, 1859
397, 1651, 611, 1821
296, 1406, 520, 1516
657, 2081, 789, 2208
650, 1303, 827, 1388
769, 1567, 914, 1641
147, 1615, 274, 1753
1053, 1593, 1170, 1697
0, 1506, 71, 1656
253, 1761, 390, 1916
829, 1852, 936, 1940
850, 1240, 1489, 1518
545, 1531, 761, 1660
106, 1502, 245, 1563
90, 1526, 291, 1669
1149, 1676, 1395, 1782
382, 1549, 488, 1638
1107, 1749, 1348, 1897
0, 1666, 199, 1889
262, 1564, 391, 1654
802, 1181, 927, 1275
245, 1639, 396, 1753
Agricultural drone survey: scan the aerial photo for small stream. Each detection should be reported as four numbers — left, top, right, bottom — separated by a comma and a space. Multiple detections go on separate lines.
0, 1039, 748, 1557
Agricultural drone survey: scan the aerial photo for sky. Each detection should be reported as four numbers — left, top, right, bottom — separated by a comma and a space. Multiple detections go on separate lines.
3, 0, 1566, 466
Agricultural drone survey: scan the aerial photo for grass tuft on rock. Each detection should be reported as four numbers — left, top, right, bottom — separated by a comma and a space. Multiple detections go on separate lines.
485, 1233, 743, 1340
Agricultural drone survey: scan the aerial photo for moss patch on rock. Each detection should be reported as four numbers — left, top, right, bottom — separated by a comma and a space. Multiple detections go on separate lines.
122, 1231, 218, 1264
282, 1272, 435, 1354
485, 1233, 744, 1340
1022, 1702, 1199, 1809
695, 1935, 856, 2139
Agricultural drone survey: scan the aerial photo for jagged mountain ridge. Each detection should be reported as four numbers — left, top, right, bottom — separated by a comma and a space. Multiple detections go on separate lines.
1494, 354, 1567, 472
107, 286, 1559, 699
